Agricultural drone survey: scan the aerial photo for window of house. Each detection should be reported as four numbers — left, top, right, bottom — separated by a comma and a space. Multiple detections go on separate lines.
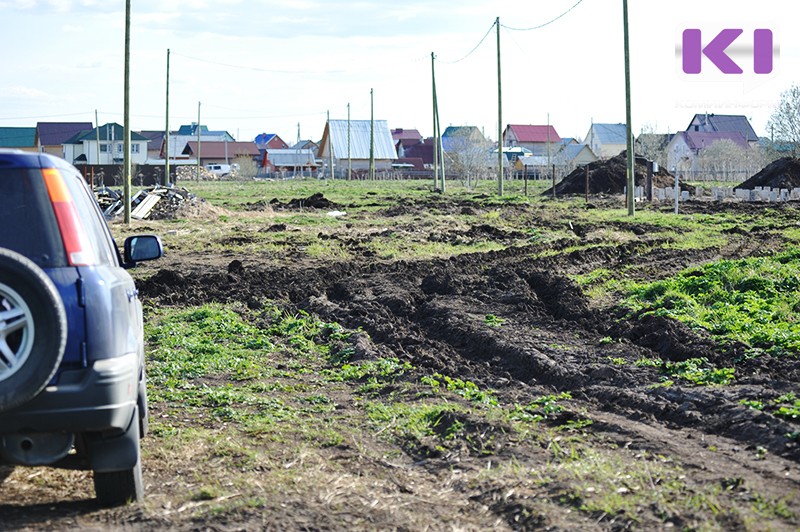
100, 143, 108, 152
131, 144, 140, 154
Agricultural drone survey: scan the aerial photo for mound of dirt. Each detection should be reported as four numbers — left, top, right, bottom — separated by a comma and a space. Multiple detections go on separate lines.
545, 151, 693, 196
270, 192, 337, 210
737, 157, 800, 190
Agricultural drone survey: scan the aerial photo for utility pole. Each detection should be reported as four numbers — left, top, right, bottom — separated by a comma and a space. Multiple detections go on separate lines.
369, 88, 375, 180
347, 103, 352, 181
165, 49, 170, 186
123, 0, 131, 224
432, 52, 439, 191
196, 102, 201, 181
327, 110, 334, 179
431, 52, 445, 193
496, 17, 504, 195
549, 113, 554, 199
95, 110, 100, 168
623, 0, 635, 216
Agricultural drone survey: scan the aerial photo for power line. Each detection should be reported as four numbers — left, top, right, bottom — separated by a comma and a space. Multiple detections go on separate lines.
436, 20, 497, 65
501, 0, 585, 31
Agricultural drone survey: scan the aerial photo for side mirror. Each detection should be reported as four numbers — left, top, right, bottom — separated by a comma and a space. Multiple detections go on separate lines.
124, 235, 163, 264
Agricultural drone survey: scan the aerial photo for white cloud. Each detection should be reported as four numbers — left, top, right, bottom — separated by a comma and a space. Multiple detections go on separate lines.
4, 85, 51, 99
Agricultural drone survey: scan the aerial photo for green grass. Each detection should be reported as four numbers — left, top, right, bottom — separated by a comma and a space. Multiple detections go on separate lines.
623, 247, 800, 356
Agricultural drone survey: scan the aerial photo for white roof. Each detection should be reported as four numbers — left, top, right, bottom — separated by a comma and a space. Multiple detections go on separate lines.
267, 148, 316, 166
327, 120, 397, 160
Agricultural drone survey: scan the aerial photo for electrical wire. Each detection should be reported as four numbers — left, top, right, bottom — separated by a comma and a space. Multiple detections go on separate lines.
501, 0, 585, 31
436, 20, 497, 65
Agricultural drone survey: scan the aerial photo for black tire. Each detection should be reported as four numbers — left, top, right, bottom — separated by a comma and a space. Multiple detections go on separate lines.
0, 248, 67, 412
93, 406, 144, 506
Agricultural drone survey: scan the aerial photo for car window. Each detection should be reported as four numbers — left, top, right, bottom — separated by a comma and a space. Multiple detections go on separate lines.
0, 167, 67, 267
59, 168, 117, 266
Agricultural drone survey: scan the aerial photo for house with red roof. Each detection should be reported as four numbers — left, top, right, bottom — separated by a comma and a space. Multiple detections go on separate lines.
503, 124, 561, 157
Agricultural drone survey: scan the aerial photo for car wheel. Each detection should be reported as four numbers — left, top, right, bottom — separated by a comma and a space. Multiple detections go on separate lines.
93, 405, 144, 506
0, 248, 67, 413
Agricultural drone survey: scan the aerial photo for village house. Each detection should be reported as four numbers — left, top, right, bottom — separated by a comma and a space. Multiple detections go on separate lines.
391, 128, 424, 158
585, 123, 628, 158
317, 119, 397, 176
666, 130, 749, 178
687, 113, 758, 144
36, 122, 93, 158
163, 124, 235, 160
503, 124, 561, 157
181, 141, 260, 167
255, 133, 289, 151
138, 130, 167, 162
262, 148, 317, 175
63, 123, 149, 165
553, 143, 598, 176
0, 127, 37, 152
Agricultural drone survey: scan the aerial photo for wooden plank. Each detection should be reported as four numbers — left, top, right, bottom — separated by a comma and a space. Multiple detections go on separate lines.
131, 193, 161, 220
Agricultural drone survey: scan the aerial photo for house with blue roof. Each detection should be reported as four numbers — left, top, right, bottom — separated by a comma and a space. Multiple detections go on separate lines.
584, 123, 628, 158
553, 143, 598, 176
0, 127, 37, 152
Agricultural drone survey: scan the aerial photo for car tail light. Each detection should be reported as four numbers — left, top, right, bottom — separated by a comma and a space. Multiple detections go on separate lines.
41, 168, 96, 266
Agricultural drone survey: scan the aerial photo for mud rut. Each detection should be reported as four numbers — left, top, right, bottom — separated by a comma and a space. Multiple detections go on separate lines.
140, 213, 800, 486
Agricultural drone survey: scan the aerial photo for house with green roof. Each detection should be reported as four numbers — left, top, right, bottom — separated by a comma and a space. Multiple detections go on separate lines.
0, 127, 37, 152
63, 123, 149, 165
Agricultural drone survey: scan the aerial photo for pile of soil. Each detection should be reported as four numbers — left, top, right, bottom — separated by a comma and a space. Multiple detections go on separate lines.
270, 192, 337, 210
545, 151, 693, 196
737, 157, 800, 190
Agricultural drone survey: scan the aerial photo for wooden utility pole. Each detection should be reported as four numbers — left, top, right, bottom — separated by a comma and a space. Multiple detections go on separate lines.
123, 0, 131, 224
165, 48, 170, 186
347, 103, 352, 181
196, 102, 201, 181
95, 110, 100, 169
431, 53, 445, 193
327, 110, 334, 179
431, 52, 439, 191
369, 89, 375, 180
496, 17, 504, 195
623, 0, 635, 216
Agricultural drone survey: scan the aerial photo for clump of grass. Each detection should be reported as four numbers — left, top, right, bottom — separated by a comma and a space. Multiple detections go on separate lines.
623, 248, 800, 356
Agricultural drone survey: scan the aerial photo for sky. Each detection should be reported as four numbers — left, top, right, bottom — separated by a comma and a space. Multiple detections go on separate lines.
0, 0, 796, 145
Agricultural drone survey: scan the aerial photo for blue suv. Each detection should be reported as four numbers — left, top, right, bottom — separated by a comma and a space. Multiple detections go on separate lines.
0, 149, 162, 506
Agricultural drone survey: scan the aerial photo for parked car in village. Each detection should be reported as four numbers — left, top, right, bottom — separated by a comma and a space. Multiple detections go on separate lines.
0, 149, 162, 506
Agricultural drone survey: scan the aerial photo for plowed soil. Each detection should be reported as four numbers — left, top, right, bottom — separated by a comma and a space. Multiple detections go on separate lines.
1, 188, 799, 531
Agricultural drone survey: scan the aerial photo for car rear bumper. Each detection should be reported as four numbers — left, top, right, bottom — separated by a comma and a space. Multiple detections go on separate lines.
0, 353, 140, 434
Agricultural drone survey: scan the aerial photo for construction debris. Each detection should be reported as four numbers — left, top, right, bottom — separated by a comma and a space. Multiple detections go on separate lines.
96, 185, 204, 220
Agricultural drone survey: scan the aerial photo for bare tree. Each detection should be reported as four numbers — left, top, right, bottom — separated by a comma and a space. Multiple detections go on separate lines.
443, 129, 492, 190
234, 156, 258, 180
635, 124, 670, 167
696, 140, 766, 181
767, 84, 800, 157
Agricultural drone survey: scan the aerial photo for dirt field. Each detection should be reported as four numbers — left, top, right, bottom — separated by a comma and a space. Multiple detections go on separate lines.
1, 181, 799, 531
